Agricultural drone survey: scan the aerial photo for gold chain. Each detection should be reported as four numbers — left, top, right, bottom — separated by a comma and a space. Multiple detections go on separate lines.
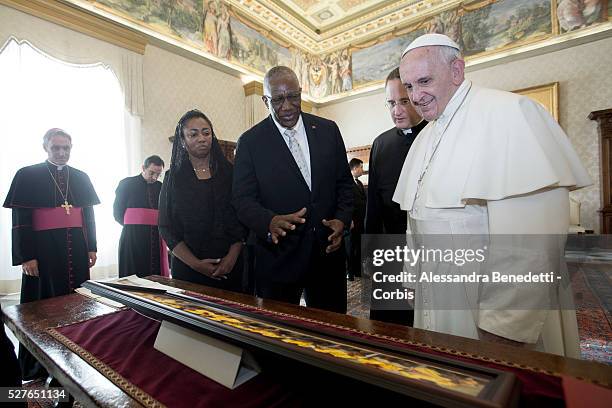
46, 164, 70, 203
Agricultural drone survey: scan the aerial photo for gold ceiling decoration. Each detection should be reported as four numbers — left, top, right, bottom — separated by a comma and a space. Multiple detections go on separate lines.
232, 0, 457, 53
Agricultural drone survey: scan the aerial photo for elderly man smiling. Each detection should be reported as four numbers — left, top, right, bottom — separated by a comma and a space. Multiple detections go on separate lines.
392, 33, 591, 357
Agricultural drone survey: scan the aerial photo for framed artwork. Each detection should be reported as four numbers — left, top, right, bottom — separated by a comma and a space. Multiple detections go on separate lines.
84, 280, 518, 408
513, 82, 559, 122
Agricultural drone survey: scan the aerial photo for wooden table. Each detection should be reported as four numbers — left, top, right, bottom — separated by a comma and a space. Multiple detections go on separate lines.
3, 276, 611, 407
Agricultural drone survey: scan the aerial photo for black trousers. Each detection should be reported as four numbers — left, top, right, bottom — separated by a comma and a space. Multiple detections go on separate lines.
368, 252, 414, 327
369, 309, 414, 327
2, 325, 25, 407
256, 243, 347, 314
348, 229, 363, 278
1, 317, 21, 387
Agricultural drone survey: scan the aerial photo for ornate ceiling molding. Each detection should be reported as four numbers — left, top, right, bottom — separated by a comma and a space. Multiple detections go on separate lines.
232, 0, 460, 54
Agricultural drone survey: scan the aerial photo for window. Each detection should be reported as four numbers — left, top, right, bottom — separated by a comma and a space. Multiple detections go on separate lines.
0, 38, 127, 283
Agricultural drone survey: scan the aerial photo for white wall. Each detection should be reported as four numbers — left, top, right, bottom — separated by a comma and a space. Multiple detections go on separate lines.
316, 91, 394, 148
142, 45, 246, 168
317, 37, 612, 232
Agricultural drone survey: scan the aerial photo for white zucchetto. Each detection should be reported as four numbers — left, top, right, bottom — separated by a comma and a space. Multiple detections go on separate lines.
402, 33, 461, 57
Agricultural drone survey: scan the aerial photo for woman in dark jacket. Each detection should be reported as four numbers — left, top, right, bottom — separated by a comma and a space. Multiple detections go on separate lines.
159, 110, 245, 291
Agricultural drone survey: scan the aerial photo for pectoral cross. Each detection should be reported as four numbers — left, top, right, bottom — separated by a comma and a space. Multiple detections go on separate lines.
61, 200, 73, 215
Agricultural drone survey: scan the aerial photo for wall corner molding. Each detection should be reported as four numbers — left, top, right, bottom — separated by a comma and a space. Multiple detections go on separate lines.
301, 100, 313, 113
243, 81, 263, 97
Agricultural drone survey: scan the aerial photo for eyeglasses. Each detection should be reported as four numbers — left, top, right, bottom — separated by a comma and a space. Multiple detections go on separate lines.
385, 98, 412, 110
264, 91, 302, 107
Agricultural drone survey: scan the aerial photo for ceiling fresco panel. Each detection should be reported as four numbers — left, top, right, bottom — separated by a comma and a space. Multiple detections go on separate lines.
42, 0, 612, 103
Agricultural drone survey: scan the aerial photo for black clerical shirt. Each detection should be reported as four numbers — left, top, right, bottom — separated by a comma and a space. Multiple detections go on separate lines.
365, 120, 427, 234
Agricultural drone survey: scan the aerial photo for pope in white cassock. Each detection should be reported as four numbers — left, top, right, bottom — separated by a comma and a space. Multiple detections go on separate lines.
392, 34, 591, 357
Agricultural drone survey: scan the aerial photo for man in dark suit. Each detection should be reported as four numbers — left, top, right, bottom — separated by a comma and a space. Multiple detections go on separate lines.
366, 67, 426, 326
233, 66, 354, 313
348, 158, 366, 281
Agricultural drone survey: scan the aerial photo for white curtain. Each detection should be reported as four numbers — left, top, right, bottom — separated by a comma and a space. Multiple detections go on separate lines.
0, 4, 145, 117
0, 37, 141, 290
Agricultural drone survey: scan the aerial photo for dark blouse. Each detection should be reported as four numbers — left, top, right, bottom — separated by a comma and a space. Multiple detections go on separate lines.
159, 163, 243, 254
158, 161, 245, 289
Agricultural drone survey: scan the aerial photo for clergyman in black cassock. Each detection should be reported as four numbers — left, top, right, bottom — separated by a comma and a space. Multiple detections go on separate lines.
366, 68, 425, 327
113, 155, 166, 278
3, 128, 99, 380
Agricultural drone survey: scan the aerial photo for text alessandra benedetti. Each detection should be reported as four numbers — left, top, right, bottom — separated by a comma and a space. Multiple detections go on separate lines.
372, 271, 559, 283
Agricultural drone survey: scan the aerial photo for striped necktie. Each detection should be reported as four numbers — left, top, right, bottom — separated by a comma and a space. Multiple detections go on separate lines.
285, 128, 311, 190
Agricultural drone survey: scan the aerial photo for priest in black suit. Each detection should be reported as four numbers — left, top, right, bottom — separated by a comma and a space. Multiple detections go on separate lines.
113, 155, 167, 278
366, 68, 426, 326
233, 66, 353, 313
3, 128, 99, 379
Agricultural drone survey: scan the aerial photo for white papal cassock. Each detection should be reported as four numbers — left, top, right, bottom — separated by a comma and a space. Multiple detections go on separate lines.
392, 80, 591, 357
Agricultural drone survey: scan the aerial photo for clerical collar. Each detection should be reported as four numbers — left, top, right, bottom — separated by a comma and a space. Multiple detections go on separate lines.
399, 119, 425, 135
47, 160, 66, 170
435, 80, 471, 129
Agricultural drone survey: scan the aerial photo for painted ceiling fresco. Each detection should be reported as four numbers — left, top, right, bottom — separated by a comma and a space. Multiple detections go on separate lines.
68, 0, 610, 102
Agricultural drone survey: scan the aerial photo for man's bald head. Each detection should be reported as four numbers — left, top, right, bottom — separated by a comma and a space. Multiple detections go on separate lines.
399, 45, 465, 121
263, 66, 299, 95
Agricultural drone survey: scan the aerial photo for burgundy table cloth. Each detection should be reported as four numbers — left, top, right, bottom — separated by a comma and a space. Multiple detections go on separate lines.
48, 290, 574, 407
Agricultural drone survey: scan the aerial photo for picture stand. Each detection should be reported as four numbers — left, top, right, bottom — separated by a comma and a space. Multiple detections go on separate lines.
154, 320, 260, 389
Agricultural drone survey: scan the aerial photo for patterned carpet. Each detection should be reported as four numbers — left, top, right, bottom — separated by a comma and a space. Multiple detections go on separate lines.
347, 277, 369, 319
569, 262, 612, 364
22, 379, 52, 408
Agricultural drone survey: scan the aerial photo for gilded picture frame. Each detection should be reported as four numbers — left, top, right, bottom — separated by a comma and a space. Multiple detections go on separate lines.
513, 82, 559, 122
